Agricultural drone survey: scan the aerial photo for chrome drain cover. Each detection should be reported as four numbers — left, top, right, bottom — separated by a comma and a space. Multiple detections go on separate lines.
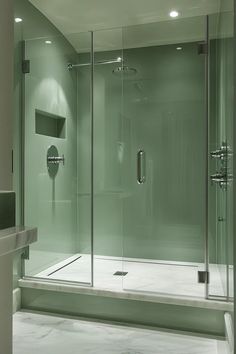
113, 271, 128, 276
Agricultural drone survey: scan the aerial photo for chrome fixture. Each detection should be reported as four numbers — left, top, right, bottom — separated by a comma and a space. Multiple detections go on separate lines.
47, 145, 64, 178
112, 66, 137, 76
210, 143, 233, 188
137, 150, 146, 184
210, 171, 227, 184
210, 143, 232, 160
198, 271, 209, 284
210, 170, 233, 188
68, 57, 123, 70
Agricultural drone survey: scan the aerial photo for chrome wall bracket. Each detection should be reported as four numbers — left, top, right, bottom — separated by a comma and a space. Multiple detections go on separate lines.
198, 271, 210, 284
21, 246, 30, 260
22, 59, 30, 74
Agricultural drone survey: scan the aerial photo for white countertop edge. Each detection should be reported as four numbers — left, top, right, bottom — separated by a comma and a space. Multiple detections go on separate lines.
0, 226, 37, 256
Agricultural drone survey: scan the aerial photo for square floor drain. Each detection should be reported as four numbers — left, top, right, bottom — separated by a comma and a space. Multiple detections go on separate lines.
114, 271, 128, 276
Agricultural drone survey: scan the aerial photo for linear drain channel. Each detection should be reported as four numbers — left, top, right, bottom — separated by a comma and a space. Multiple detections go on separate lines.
47, 256, 82, 276
113, 271, 128, 276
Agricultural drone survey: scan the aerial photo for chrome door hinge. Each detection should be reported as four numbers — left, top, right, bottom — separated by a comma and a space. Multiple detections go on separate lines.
198, 42, 208, 55
11, 150, 14, 173
21, 246, 30, 260
22, 59, 30, 74
198, 271, 210, 284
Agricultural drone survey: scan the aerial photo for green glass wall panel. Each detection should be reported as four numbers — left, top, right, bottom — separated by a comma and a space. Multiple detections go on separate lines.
88, 20, 208, 269
24, 36, 78, 275
15, 1, 93, 283
122, 42, 206, 262
92, 29, 124, 259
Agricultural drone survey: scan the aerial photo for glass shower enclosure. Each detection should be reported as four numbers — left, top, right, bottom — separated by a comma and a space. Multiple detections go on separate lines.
21, 13, 233, 301
23, 31, 93, 285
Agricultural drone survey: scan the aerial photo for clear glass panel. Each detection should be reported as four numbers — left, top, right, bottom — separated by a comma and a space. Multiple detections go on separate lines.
122, 17, 207, 297
208, 10, 234, 298
92, 28, 124, 290
24, 31, 93, 285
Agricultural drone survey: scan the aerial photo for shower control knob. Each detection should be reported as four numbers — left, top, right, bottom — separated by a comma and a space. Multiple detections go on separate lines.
47, 145, 64, 178
47, 155, 65, 165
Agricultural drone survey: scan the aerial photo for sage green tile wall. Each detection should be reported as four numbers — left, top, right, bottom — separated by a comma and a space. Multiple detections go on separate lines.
122, 43, 206, 262
24, 37, 77, 275
81, 41, 207, 262
77, 49, 123, 256
14, 0, 78, 276
76, 50, 93, 255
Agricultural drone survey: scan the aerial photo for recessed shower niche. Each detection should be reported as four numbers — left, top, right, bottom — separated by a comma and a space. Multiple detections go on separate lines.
35, 109, 66, 139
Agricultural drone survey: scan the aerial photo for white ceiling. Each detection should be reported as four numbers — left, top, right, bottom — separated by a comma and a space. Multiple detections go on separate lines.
29, 0, 233, 52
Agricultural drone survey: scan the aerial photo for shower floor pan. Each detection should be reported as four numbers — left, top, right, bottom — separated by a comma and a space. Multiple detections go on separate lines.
32, 254, 225, 298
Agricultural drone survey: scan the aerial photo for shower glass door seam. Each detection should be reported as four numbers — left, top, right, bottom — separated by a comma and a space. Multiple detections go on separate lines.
205, 15, 210, 300
21, 40, 26, 228
90, 30, 94, 287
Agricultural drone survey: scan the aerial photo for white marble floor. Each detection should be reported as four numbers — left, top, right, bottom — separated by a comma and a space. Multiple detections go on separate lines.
36, 255, 224, 297
13, 311, 224, 354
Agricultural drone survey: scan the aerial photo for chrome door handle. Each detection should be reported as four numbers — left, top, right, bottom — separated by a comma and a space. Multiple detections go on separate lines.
137, 150, 146, 184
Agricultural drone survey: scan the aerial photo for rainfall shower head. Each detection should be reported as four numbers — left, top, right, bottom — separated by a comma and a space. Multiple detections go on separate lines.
112, 66, 137, 76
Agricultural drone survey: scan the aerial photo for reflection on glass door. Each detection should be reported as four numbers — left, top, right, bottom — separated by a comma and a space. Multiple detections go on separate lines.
23, 31, 93, 285
208, 11, 234, 299
121, 17, 208, 297
92, 28, 124, 290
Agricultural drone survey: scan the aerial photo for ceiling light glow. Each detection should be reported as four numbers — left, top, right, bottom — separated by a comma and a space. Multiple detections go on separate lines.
45, 40, 52, 44
169, 11, 179, 18
176, 47, 183, 50
15, 18, 23, 23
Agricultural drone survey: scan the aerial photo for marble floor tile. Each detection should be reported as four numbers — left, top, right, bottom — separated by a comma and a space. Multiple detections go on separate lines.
35, 254, 224, 297
13, 311, 223, 354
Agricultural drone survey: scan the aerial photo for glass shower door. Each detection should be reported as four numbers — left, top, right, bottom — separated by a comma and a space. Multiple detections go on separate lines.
121, 17, 208, 297
23, 32, 93, 285
208, 12, 234, 299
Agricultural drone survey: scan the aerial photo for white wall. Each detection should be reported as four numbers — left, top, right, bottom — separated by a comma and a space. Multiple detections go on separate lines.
0, 254, 13, 353
0, 0, 13, 190
0, 0, 14, 353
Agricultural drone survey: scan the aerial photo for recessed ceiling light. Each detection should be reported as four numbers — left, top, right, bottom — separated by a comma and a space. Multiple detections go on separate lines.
169, 11, 179, 18
176, 47, 183, 50
15, 18, 23, 23
45, 40, 52, 44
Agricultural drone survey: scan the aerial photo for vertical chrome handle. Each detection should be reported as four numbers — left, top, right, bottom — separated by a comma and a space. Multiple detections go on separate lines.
137, 150, 146, 184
